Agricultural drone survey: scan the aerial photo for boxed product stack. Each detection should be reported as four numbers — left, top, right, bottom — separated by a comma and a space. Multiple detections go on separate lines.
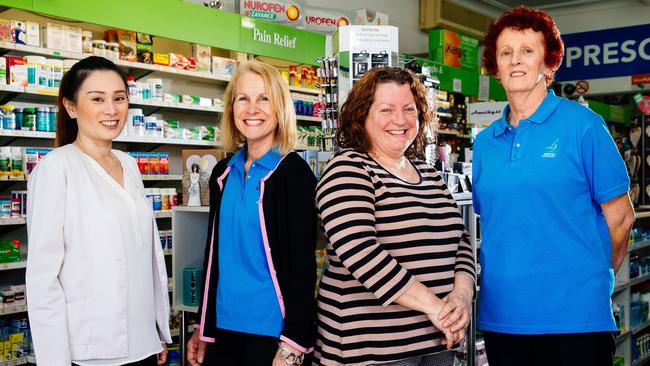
0, 317, 31, 361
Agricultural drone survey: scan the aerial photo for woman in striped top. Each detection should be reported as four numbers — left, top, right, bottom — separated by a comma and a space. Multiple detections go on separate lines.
314, 67, 475, 366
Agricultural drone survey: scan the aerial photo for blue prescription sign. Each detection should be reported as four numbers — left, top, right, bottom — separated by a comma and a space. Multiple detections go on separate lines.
555, 23, 650, 82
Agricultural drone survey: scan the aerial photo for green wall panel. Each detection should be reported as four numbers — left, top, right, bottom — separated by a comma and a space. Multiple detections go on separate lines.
1, 0, 241, 50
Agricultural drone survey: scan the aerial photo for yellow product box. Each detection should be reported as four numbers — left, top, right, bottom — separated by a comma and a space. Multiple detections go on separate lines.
3, 340, 11, 361
153, 53, 169, 66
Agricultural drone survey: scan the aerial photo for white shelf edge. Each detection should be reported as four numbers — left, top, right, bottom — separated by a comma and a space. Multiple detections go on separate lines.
630, 274, 650, 287
636, 211, 650, 220
174, 304, 199, 313
296, 115, 322, 122
0, 42, 232, 83
164, 249, 173, 256
0, 217, 26, 226
0, 261, 27, 271
27, 356, 36, 364
288, 85, 321, 95
130, 98, 223, 113
630, 240, 650, 252
141, 174, 183, 181
154, 211, 173, 219
0, 304, 27, 316
172, 206, 209, 213
295, 145, 320, 151
0, 129, 221, 146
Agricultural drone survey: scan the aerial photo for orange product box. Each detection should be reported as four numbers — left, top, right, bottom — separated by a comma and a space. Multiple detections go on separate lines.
105, 29, 137, 62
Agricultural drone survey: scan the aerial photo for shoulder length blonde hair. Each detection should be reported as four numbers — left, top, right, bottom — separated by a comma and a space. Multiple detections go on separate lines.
220, 60, 297, 154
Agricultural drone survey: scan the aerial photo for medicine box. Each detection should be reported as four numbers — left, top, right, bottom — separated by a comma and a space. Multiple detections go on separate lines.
10, 20, 26, 45
191, 44, 211, 72
212, 56, 236, 77
41, 23, 65, 50
0, 19, 11, 42
105, 29, 137, 62
65, 26, 82, 53
26, 22, 40, 47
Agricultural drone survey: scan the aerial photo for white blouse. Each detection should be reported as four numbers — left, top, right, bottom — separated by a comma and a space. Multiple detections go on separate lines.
26, 144, 171, 365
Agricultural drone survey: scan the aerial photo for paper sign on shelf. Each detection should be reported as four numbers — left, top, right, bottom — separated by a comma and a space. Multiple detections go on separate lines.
468, 101, 508, 126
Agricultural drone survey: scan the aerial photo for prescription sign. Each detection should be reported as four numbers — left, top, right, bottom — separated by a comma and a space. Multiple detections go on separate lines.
555, 23, 650, 82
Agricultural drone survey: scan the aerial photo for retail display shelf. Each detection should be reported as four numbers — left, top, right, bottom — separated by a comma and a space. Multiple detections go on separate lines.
0, 42, 232, 84
27, 356, 36, 364
613, 281, 630, 294
296, 115, 322, 122
0, 217, 26, 226
130, 98, 224, 114
164, 249, 173, 256
636, 211, 650, 219
1, 356, 29, 366
141, 174, 183, 181
296, 145, 320, 151
0, 178, 27, 182
630, 274, 650, 287
633, 319, 650, 335
616, 330, 630, 344
436, 112, 453, 118
437, 129, 471, 139
0, 261, 27, 271
0, 304, 27, 316
175, 304, 198, 313
155, 211, 172, 219
0, 129, 220, 146
288, 85, 321, 95
633, 353, 650, 366
173, 205, 209, 213
0, 129, 55, 139
170, 325, 195, 337
630, 240, 650, 252
452, 192, 472, 202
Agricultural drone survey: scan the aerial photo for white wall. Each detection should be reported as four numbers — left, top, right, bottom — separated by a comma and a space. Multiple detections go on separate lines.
548, 0, 650, 34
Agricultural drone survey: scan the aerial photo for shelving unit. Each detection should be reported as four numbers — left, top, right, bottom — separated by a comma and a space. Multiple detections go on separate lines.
0, 218, 27, 226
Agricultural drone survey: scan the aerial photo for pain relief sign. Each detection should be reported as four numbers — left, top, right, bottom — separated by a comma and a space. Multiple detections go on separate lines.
429, 29, 479, 70
556, 23, 650, 82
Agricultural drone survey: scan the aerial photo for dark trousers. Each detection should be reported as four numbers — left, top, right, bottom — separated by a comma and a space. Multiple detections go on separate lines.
203, 328, 280, 365
483, 331, 615, 366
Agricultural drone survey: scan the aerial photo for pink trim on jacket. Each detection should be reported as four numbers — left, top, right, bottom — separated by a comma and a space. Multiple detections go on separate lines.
198, 167, 231, 343
280, 335, 315, 353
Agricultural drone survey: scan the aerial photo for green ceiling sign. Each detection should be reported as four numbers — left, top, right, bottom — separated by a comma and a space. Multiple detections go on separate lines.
240, 17, 324, 66
587, 100, 630, 124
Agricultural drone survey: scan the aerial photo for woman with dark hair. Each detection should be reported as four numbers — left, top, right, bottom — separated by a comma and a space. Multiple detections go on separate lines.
473, 6, 634, 365
26, 56, 171, 365
314, 67, 475, 366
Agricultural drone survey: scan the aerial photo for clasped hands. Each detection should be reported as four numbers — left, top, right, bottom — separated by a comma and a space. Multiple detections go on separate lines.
426, 289, 472, 350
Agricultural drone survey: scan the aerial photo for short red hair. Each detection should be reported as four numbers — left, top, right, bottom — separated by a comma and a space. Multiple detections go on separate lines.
482, 6, 564, 76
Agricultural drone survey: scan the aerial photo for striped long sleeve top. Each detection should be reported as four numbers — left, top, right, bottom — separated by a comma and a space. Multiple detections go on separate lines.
314, 149, 475, 366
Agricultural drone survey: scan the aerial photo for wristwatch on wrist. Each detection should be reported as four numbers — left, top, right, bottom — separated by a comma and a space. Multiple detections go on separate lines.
278, 345, 304, 365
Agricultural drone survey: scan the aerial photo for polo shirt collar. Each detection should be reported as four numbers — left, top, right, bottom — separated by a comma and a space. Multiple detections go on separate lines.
493, 89, 561, 137
227, 145, 281, 171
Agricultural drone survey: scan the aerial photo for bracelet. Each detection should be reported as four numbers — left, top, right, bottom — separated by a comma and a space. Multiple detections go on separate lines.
278, 345, 304, 365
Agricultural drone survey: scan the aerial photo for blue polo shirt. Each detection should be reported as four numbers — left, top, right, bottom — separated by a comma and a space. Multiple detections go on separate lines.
216, 147, 284, 337
472, 90, 629, 334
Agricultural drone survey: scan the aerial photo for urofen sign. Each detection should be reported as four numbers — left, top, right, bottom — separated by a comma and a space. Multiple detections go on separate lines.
240, 17, 325, 66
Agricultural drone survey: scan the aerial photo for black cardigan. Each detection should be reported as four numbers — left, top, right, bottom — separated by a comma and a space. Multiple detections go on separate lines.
195, 151, 317, 351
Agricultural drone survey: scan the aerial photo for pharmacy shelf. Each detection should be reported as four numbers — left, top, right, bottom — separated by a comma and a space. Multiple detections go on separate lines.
0, 217, 26, 226
0, 261, 27, 271
633, 353, 650, 366
437, 112, 453, 118
164, 249, 173, 256
1, 356, 29, 366
296, 115, 321, 122
173, 206, 209, 213
0, 128, 220, 146
437, 129, 471, 138
170, 324, 196, 337
630, 240, 650, 252
155, 211, 172, 219
27, 356, 36, 364
614, 282, 630, 294
288, 85, 321, 95
141, 174, 183, 181
130, 98, 223, 114
636, 211, 650, 220
616, 330, 631, 345
452, 192, 472, 202
0, 42, 232, 84
296, 145, 320, 151
0, 304, 27, 316
632, 319, 650, 335
630, 274, 650, 287
0, 178, 27, 182
175, 304, 198, 313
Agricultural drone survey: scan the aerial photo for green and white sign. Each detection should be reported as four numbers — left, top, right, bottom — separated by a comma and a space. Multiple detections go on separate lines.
240, 17, 324, 65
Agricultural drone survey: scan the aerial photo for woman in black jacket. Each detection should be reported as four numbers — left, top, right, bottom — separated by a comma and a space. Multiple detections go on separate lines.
186, 61, 317, 366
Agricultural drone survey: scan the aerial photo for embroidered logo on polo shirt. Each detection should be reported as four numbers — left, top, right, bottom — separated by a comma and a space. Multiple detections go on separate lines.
542, 139, 559, 158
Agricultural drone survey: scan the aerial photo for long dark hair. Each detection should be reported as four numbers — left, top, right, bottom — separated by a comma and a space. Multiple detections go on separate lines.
55, 56, 128, 147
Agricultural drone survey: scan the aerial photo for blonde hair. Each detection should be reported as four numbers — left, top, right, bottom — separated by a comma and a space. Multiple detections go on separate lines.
220, 61, 297, 154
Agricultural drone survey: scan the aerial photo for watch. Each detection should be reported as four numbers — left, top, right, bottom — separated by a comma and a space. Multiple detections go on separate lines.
278, 345, 304, 365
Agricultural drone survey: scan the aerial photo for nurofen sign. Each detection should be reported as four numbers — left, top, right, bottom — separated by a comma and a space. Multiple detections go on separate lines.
239, 0, 303, 25
556, 23, 650, 82
304, 8, 350, 34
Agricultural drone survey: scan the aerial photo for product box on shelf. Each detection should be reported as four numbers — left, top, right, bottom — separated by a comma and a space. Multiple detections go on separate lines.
105, 29, 137, 62
65, 26, 82, 53
41, 23, 66, 50
6, 56, 27, 86
25, 21, 39, 47
10, 20, 26, 45
0, 19, 10, 42
136, 33, 153, 64
153, 53, 169, 66
191, 44, 211, 72
211, 56, 236, 77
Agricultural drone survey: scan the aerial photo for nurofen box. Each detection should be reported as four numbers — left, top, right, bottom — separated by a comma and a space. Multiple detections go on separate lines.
41, 23, 65, 50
